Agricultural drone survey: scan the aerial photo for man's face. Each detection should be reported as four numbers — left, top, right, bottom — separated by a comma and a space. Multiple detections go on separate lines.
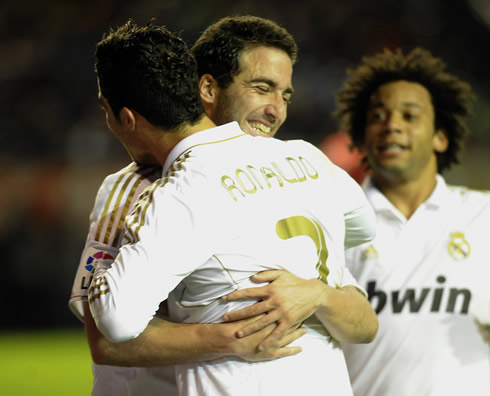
363, 80, 447, 182
210, 46, 293, 137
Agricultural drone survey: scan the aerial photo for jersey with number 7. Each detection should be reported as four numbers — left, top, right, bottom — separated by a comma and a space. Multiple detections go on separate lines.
89, 122, 376, 396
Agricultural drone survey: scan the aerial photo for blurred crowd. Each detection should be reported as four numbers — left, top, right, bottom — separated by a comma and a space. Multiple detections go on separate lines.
2, 0, 490, 328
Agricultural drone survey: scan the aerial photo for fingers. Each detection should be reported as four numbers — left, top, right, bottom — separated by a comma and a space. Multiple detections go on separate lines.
256, 321, 294, 351
222, 286, 268, 302
251, 270, 285, 283
233, 322, 306, 363
235, 312, 279, 338
223, 270, 289, 302
259, 327, 307, 359
223, 301, 270, 322
277, 327, 307, 348
263, 345, 303, 360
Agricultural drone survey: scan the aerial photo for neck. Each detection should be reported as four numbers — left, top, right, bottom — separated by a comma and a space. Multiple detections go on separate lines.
372, 171, 438, 219
138, 115, 216, 166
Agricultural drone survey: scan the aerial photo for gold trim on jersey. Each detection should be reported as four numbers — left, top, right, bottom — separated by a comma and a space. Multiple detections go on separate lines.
95, 164, 161, 247
123, 133, 248, 244
88, 289, 110, 304
124, 153, 191, 244
88, 276, 109, 303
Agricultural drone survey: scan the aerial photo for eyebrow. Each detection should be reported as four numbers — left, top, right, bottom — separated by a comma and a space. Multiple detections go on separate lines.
250, 78, 295, 96
368, 101, 423, 110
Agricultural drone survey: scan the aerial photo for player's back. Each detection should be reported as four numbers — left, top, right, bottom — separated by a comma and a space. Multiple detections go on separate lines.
91, 123, 373, 395
166, 132, 349, 321
159, 125, 368, 396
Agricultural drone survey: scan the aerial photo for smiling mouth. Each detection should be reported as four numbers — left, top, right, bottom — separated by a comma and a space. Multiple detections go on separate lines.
378, 143, 407, 154
248, 122, 272, 136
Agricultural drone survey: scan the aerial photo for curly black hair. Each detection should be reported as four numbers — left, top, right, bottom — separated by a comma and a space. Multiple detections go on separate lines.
335, 48, 475, 173
192, 15, 298, 89
95, 19, 203, 130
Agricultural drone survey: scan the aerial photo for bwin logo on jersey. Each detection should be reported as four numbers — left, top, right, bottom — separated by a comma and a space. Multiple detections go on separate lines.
367, 276, 471, 315
448, 232, 470, 260
85, 251, 114, 273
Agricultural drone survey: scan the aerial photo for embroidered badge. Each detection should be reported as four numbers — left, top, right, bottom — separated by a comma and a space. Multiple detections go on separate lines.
85, 251, 115, 273
361, 244, 379, 260
447, 232, 470, 260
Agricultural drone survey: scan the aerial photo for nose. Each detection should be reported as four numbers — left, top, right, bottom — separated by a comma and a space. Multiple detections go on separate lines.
383, 112, 402, 134
264, 94, 286, 123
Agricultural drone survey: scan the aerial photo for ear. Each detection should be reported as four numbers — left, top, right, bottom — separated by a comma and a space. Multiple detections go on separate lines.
199, 74, 220, 106
433, 129, 449, 153
119, 107, 137, 131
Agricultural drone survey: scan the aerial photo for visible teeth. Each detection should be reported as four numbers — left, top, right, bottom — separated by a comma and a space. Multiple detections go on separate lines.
249, 122, 271, 134
383, 144, 403, 151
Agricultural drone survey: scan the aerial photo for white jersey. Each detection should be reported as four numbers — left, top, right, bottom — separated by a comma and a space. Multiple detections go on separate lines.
68, 162, 178, 396
89, 122, 376, 396
343, 175, 490, 396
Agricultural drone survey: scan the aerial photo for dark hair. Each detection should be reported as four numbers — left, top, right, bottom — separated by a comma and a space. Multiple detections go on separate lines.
335, 48, 475, 173
192, 15, 298, 89
95, 19, 204, 130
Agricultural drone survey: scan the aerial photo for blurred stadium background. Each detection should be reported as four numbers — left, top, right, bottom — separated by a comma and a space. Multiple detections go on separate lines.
1, 0, 490, 393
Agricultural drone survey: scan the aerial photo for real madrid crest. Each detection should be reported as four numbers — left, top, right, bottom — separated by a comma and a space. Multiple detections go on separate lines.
447, 232, 470, 260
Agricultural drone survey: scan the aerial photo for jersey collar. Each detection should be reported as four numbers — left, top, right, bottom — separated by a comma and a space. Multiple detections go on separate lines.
362, 174, 450, 221
162, 122, 246, 174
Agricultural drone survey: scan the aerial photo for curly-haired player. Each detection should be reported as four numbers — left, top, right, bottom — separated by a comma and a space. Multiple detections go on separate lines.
335, 47, 490, 395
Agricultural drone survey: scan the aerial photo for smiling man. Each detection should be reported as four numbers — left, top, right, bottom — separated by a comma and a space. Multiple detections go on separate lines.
193, 15, 296, 138
85, 18, 378, 396
68, 16, 303, 396
335, 47, 490, 396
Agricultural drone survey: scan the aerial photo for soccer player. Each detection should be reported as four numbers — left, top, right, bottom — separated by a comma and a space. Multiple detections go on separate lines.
334, 48, 490, 395
69, 16, 303, 396
69, 16, 378, 395
87, 19, 378, 396
191, 15, 295, 138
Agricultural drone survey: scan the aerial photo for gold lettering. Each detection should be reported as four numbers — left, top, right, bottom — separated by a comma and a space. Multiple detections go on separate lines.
299, 157, 319, 179
272, 161, 298, 184
221, 175, 245, 202
260, 167, 284, 188
246, 165, 265, 190
286, 157, 307, 182
236, 169, 257, 194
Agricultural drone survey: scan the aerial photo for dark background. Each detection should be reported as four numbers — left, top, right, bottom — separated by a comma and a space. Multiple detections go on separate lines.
2, 0, 490, 330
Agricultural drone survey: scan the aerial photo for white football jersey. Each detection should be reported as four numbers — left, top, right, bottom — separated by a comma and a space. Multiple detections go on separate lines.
68, 162, 178, 396
343, 175, 490, 396
89, 122, 376, 396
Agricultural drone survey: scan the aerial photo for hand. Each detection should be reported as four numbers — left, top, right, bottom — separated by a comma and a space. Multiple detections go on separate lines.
221, 270, 325, 350
223, 314, 307, 362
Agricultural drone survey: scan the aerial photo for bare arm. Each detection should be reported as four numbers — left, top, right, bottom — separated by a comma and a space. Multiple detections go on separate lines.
222, 270, 378, 350
83, 302, 306, 366
313, 283, 378, 343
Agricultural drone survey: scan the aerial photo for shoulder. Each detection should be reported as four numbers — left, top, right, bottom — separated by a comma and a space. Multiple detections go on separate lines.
96, 163, 161, 200
101, 163, 161, 188
89, 163, 162, 244
446, 184, 490, 218
447, 184, 490, 205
